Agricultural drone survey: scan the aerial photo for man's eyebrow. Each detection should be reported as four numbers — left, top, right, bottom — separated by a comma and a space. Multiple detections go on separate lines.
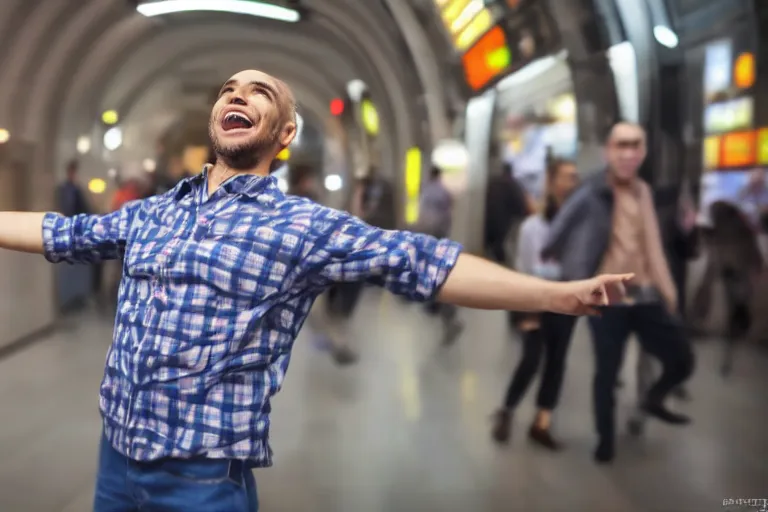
219, 80, 237, 94
218, 79, 278, 100
249, 80, 278, 99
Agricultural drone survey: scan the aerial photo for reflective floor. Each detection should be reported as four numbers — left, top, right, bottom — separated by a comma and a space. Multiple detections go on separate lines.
0, 289, 766, 511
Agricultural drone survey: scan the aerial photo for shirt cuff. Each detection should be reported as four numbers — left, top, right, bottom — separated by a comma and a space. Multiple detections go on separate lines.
424, 238, 463, 300
42, 212, 72, 263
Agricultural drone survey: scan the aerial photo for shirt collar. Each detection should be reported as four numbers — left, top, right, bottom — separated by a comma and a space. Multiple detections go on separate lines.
174, 165, 278, 200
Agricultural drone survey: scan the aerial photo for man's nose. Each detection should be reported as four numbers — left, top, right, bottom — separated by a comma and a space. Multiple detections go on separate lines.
229, 93, 247, 106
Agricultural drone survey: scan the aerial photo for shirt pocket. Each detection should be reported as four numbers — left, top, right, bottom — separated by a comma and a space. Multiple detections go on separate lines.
204, 220, 305, 301
125, 214, 180, 278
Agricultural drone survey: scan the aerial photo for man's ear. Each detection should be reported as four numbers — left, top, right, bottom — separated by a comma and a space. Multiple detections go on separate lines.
279, 122, 297, 147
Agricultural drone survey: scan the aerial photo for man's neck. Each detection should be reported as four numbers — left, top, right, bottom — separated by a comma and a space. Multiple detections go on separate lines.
208, 160, 271, 194
607, 169, 636, 191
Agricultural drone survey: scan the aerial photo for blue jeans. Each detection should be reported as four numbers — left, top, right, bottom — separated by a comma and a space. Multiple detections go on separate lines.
94, 434, 258, 511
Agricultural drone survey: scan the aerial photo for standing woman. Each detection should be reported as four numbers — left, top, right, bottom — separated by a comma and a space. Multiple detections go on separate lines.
491, 159, 579, 449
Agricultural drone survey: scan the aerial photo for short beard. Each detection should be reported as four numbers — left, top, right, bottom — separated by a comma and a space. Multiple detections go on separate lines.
208, 121, 278, 171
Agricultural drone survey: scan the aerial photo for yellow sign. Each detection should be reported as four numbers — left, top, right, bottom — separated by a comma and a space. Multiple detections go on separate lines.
757, 128, 768, 165
405, 147, 421, 224
703, 136, 720, 170
361, 99, 380, 136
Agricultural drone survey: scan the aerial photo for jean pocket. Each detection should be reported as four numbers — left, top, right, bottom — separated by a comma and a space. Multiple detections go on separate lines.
155, 459, 244, 487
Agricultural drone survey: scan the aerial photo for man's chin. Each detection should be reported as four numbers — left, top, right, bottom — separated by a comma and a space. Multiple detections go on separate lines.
214, 142, 267, 170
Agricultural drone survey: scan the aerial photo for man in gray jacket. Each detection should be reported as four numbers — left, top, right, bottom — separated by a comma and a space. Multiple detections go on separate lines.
542, 121, 694, 464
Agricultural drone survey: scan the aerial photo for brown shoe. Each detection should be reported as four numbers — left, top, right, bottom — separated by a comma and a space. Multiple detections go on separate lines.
528, 424, 562, 451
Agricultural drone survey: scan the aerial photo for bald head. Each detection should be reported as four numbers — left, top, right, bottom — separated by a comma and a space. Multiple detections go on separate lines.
225, 69, 297, 125
209, 69, 297, 171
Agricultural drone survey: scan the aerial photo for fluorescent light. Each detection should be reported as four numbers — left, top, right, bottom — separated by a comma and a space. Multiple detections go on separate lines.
432, 139, 468, 172
103, 127, 122, 151
324, 174, 343, 192
654, 25, 678, 48
76, 135, 91, 154
88, 178, 107, 195
136, 0, 301, 22
346, 79, 367, 103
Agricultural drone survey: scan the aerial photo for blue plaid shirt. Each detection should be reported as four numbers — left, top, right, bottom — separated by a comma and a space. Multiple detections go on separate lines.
42, 168, 461, 465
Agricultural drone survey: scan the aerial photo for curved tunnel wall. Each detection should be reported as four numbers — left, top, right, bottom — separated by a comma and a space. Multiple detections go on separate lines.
0, 0, 454, 348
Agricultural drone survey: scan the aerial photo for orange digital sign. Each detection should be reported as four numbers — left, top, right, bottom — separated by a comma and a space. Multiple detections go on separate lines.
462, 26, 511, 91
720, 131, 756, 168
734, 52, 756, 89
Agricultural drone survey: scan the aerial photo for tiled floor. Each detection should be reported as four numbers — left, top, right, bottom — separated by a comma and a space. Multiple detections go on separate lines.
0, 290, 766, 511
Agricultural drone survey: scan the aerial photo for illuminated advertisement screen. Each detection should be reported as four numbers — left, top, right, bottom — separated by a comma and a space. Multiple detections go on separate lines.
720, 131, 756, 168
454, 8, 493, 51
462, 26, 511, 91
703, 96, 754, 134
441, 0, 494, 51
703, 39, 732, 96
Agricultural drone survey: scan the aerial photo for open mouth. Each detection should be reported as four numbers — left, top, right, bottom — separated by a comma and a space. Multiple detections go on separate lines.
221, 112, 254, 131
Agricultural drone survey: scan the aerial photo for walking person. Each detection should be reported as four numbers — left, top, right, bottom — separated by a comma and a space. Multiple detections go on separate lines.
491, 159, 579, 449
418, 165, 464, 344
542, 121, 695, 463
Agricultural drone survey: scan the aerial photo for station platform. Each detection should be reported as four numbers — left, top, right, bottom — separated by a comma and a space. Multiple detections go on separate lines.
0, 290, 765, 511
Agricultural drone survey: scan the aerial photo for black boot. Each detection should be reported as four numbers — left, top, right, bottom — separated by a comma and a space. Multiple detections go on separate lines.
642, 401, 691, 425
491, 410, 512, 444
594, 437, 614, 464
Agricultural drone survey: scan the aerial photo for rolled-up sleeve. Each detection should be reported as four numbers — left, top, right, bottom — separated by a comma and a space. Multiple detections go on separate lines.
306, 208, 462, 302
42, 200, 141, 264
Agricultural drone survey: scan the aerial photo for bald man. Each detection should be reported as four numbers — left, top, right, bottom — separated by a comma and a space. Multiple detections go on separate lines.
0, 70, 632, 511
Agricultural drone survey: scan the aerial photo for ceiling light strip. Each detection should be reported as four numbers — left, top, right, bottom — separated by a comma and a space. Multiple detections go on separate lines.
136, 0, 301, 23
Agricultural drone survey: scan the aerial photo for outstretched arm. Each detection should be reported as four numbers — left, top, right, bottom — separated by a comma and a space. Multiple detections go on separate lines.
437, 253, 558, 311
0, 201, 142, 263
0, 212, 47, 253
307, 207, 632, 316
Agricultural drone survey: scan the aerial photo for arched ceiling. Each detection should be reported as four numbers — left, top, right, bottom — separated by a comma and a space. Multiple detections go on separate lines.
0, 0, 452, 192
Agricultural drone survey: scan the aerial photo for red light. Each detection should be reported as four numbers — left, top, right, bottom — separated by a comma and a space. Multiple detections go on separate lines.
330, 98, 344, 116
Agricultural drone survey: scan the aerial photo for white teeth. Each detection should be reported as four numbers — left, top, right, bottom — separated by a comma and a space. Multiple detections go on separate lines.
225, 112, 251, 124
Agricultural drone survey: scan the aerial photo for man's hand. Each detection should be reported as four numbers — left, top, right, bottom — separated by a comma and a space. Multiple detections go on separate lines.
548, 274, 635, 316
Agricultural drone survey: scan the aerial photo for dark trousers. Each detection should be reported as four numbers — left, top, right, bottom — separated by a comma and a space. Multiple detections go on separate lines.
503, 313, 576, 411
94, 434, 258, 512
326, 282, 363, 318
587, 304, 694, 443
